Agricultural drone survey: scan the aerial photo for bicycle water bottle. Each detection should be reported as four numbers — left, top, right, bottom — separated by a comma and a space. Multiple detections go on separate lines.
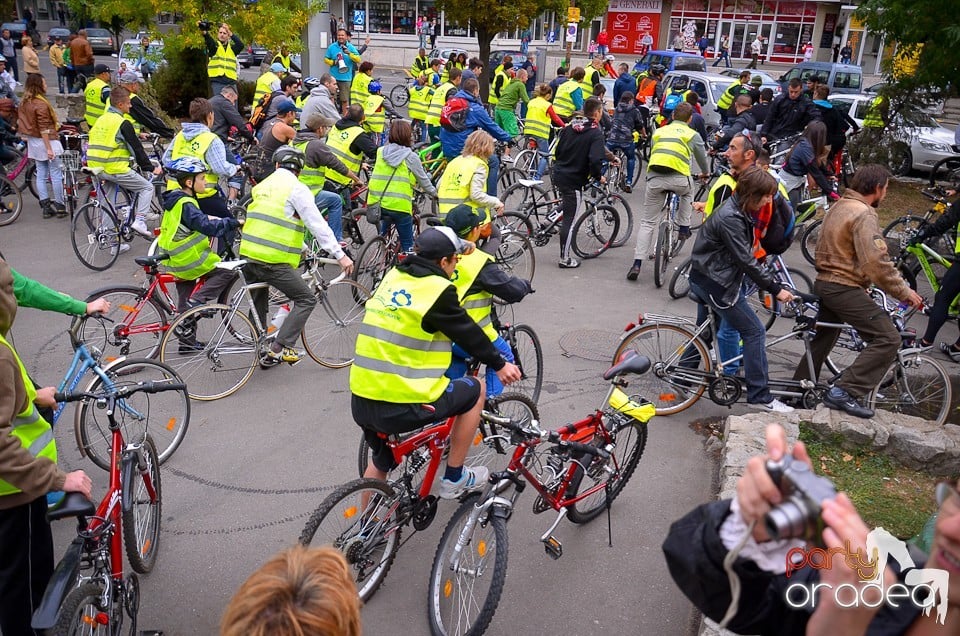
268, 304, 290, 334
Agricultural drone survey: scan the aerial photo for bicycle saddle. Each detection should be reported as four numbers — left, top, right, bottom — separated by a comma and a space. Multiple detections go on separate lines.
47, 492, 96, 522
134, 254, 170, 267
518, 178, 544, 188
64, 117, 85, 126
603, 350, 651, 380
215, 260, 248, 271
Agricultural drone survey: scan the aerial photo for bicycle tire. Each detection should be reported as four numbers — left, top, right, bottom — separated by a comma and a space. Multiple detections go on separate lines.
608, 149, 629, 192
567, 414, 649, 524
122, 435, 161, 574
653, 221, 670, 288
506, 324, 543, 404
53, 582, 114, 636
499, 181, 550, 222
71, 202, 122, 271
299, 478, 402, 602
428, 493, 508, 636
800, 218, 823, 267
604, 192, 634, 248
389, 83, 409, 107
494, 210, 534, 239
76, 286, 171, 362
497, 166, 526, 192
571, 203, 620, 259
75, 358, 190, 470
668, 257, 693, 300
494, 230, 535, 289
867, 354, 952, 426
510, 149, 538, 177
929, 156, 960, 190
744, 279, 778, 331
302, 278, 370, 368
354, 235, 392, 294
26, 161, 40, 200
158, 304, 258, 401
0, 174, 22, 226
611, 323, 709, 415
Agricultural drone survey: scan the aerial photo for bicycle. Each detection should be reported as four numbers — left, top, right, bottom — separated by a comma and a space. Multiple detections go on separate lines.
928, 153, 960, 192
427, 351, 655, 635
353, 195, 428, 293
892, 230, 960, 322
652, 189, 689, 288
795, 194, 836, 266
0, 170, 21, 227
883, 187, 955, 282
417, 141, 448, 185
304, 390, 540, 602
30, 380, 178, 635
158, 254, 370, 400
583, 178, 634, 248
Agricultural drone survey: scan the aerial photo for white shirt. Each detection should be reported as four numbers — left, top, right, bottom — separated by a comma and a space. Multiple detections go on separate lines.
276, 168, 345, 260
751, 39, 763, 55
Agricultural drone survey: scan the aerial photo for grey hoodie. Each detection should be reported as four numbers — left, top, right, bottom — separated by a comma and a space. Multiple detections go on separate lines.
299, 85, 340, 130
376, 143, 437, 197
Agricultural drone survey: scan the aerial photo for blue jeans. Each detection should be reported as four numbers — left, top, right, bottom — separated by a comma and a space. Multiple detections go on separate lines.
34, 157, 64, 204
690, 280, 772, 404
314, 189, 343, 242
446, 337, 514, 398
606, 141, 636, 183
487, 154, 500, 197
534, 136, 550, 179
380, 209, 415, 252
712, 51, 731, 67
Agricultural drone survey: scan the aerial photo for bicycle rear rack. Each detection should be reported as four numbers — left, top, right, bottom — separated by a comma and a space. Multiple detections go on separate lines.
638, 312, 697, 328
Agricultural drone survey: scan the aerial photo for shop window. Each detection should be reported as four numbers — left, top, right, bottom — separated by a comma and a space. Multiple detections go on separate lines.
772, 23, 801, 56
368, 0, 391, 33
446, 19, 470, 37
393, 1, 414, 34
418, 0, 437, 23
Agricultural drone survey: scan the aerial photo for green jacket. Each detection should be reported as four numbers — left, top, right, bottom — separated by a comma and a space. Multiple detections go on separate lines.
496, 79, 530, 112
12, 269, 86, 316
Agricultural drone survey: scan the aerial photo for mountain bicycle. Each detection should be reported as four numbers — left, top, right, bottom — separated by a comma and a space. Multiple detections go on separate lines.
883, 187, 955, 285
303, 391, 540, 602
653, 190, 686, 288
0, 171, 22, 226
427, 351, 655, 636
892, 229, 960, 322
30, 381, 176, 635
352, 195, 428, 293
584, 178, 633, 248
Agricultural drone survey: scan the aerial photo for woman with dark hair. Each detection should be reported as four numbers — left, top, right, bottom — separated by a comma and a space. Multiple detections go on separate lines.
17, 74, 64, 217
366, 119, 438, 252
455, 52, 467, 69
778, 120, 836, 209
349, 60, 375, 106
440, 52, 458, 84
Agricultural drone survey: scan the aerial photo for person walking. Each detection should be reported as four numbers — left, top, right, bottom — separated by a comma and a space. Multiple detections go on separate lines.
49, 35, 66, 93
746, 34, 763, 69
697, 35, 709, 57
712, 35, 731, 67
803, 41, 814, 62
0, 30, 16, 83
68, 29, 93, 86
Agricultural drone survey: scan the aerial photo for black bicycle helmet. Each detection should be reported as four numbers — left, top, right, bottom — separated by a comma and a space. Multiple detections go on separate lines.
273, 146, 305, 173
650, 64, 666, 76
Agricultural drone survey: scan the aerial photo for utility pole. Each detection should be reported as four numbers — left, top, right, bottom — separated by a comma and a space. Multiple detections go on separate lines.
564, 3, 580, 69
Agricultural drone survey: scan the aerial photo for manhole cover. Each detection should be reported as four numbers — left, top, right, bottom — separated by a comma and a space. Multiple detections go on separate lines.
558, 329, 621, 362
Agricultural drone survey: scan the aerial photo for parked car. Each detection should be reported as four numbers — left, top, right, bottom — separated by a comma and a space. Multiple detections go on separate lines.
46, 27, 70, 47
118, 38, 164, 81
85, 28, 114, 54
488, 50, 525, 71
237, 43, 268, 68
661, 70, 741, 130
633, 50, 706, 75
717, 68, 782, 97
864, 82, 945, 116
0, 23, 26, 47
429, 47, 468, 63
829, 93, 957, 175
778, 62, 862, 95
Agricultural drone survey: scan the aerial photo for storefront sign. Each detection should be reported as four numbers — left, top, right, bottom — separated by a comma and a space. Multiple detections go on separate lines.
819, 13, 835, 49
607, 0, 662, 55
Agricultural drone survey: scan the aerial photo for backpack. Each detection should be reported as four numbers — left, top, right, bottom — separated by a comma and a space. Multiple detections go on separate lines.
760, 194, 797, 255
661, 90, 684, 115
440, 97, 470, 132
248, 91, 274, 132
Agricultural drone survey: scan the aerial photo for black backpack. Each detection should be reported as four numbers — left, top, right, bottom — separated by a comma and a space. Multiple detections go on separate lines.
760, 194, 797, 255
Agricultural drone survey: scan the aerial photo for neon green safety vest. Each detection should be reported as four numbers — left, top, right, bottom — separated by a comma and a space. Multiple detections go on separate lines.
648, 121, 698, 176
584, 66, 603, 88
272, 53, 291, 71
350, 267, 454, 403
122, 92, 142, 134
324, 125, 364, 186
350, 73, 372, 106
425, 81, 455, 127
704, 173, 737, 217
166, 131, 220, 199
408, 84, 432, 121
252, 71, 280, 111
452, 249, 496, 340
294, 139, 327, 194
207, 41, 238, 81
84, 77, 108, 128
717, 82, 747, 110
524, 97, 553, 140
367, 147, 414, 214
87, 111, 131, 175
553, 80, 579, 118
490, 67, 509, 106
364, 94, 385, 133
437, 154, 487, 219
863, 96, 885, 128
411, 56, 429, 78
0, 332, 57, 497
157, 195, 220, 280
578, 79, 594, 100
239, 169, 305, 267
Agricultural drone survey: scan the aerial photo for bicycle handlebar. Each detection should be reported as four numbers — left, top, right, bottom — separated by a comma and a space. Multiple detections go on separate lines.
481, 411, 610, 459
56, 380, 187, 404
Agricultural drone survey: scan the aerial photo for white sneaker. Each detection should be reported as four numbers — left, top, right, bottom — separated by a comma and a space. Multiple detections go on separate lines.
130, 218, 151, 238
748, 398, 795, 414
438, 465, 490, 499
110, 243, 131, 256
144, 211, 161, 223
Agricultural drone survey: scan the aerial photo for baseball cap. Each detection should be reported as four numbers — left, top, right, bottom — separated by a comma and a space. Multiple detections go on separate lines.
444, 204, 484, 237
750, 76, 763, 86
94, 63, 111, 75
270, 62, 287, 73
415, 227, 470, 259
119, 71, 139, 84
275, 98, 300, 115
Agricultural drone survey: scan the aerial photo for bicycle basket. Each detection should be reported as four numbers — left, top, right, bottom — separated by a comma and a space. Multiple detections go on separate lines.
60, 150, 81, 172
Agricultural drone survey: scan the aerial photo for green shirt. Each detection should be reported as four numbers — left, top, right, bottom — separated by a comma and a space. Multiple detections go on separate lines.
495, 79, 530, 111
12, 269, 86, 315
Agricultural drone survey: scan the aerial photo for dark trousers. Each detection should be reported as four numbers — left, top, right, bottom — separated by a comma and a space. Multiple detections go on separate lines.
55, 67, 66, 93
793, 280, 900, 398
746, 54, 758, 69
557, 186, 580, 260
173, 267, 238, 312
243, 260, 316, 348
197, 192, 236, 256
922, 261, 960, 346
0, 497, 55, 635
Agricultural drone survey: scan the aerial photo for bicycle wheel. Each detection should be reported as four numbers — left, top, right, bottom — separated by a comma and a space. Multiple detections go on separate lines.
604, 192, 634, 248
653, 221, 670, 288
0, 174, 22, 226
608, 149, 629, 191
778, 268, 813, 320
505, 324, 543, 404
611, 323, 709, 415
299, 478, 402, 602
497, 167, 526, 192
494, 230, 535, 288
75, 359, 189, 470
499, 182, 550, 219
158, 304, 258, 401
354, 236, 391, 294
302, 278, 370, 368
800, 218, 823, 267
76, 286, 171, 362
428, 493, 509, 636
26, 161, 41, 200
494, 211, 534, 238
571, 203, 620, 259
567, 413, 649, 524
929, 156, 960, 190
511, 149, 538, 176
867, 354, 952, 426
53, 582, 114, 636
668, 257, 693, 300
389, 84, 409, 107
122, 435, 161, 574
71, 202, 122, 271
744, 279, 778, 331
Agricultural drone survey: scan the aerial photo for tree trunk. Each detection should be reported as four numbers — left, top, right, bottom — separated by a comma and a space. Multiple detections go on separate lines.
476, 28, 494, 105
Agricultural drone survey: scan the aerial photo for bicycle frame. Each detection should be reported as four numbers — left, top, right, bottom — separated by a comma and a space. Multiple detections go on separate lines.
52, 343, 116, 424
906, 242, 960, 315
383, 416, 455, 501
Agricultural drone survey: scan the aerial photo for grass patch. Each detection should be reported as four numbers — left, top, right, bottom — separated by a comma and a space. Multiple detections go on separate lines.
799, 423, 938, 540
877, 178, 937, 228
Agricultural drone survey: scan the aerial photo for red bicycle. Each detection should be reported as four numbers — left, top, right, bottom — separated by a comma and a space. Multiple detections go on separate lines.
31, 379, 180, 635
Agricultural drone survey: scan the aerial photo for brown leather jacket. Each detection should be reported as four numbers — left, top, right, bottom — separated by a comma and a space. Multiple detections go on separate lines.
814, 190, 911, 300
68, 35, 93, 67
17, 94, 58, 138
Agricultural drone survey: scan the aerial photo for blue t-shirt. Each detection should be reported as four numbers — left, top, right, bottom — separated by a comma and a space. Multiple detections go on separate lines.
325, 41, 360, 82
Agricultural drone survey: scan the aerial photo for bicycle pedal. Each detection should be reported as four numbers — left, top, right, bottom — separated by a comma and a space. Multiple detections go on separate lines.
287, 358, 302, 366
542, 535, 563, 559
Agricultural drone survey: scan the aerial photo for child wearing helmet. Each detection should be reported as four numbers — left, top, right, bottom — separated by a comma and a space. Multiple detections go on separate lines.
363, 79, 401, 144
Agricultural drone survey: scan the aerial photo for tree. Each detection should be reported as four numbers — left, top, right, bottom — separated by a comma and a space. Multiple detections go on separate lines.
65, 0, 154, 51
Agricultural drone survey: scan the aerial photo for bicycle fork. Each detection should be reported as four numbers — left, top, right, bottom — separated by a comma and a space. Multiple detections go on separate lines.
447, 478, 516, 573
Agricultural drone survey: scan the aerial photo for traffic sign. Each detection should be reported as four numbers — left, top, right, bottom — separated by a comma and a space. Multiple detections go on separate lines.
566, 22, 577, 43
567, 7, 580, 22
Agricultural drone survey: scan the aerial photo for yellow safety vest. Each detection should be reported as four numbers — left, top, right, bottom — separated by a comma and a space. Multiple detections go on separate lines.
437, 154, 487, 219
87, 111, 131, 175
165, 131, 220, 199
364, 94, 385, 134
490, 68, 509, 106
704, 173, 737, 217
350, 267, 454, 403
122, 92, 142, 135
350, 72, 372, 106
863, 96, 885, 128
717, 82, 746, 111
524, 97, 553, 140
158, 195, 220, 280
0, 332, 57, 497
408, 84, 432, 121
553, 80, 579, 118
410, 56, 429, 78
426, 81, 455, 127
584, 66, 603, 88
578, 80, 594, 100
239, 169, 305, 267
252, 71, 280, 111
84, 77, 108, 128
207, 41, 238, 81
452, 249, 496, 340
272, 53, 291, 71
648, 121, 698, 176
367, 147, 414, 214
294, 139, 327, 194
324, 125, 364, 186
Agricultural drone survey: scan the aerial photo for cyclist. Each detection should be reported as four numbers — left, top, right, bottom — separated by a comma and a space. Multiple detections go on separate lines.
117, 71, 176, 138
82, 63, 111, 128
362, 80, 401, 145
350, 226, 522, 496
715, 70, 752, 125
607, 91, 647, 193
437, 130, 504, 230
628, 102, 710, 281
760, 78, 821, 145
551, 67, 585, 123
441, 77, 512, 196
324, 103, 378, 193
712, 95, 757, 151
238, 146, 353, 368
424, 67, 461, 143
777, 121, 837, 211
407, 73, 433, 142
523, 83, 566, 180
791, 165, 921, 418
299, 74, 341, 130
406, 47, 430, 80
349, 60, 374, 107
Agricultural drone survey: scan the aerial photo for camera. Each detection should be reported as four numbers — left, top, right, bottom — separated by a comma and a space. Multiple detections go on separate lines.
197, 20, 211, 32
763, 455, 837, 542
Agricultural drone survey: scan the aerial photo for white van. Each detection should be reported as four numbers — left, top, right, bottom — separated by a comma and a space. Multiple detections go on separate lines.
118, 38, 164, 81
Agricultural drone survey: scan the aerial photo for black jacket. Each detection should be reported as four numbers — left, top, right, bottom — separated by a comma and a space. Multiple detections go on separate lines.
118, 119, 154, 171
750, 101, 771, 128
467, 261, 532, 305
763, 94, 821, 141
690, 195, 781, 305
608, 102, 646, 144
210, 93, 253, 142
161, 190, 240, 236
551, 116, 606, 190
129, 95, 175, 139
334, 118, 378, 161
714, 111, 757, 150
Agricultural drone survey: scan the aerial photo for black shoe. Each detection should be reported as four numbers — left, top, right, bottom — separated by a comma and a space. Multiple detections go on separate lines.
821, 386, 874, 419
677, 229, 693, 241
40, 199, 54, 219
626, 265, 640, 281
620, 182, 632, 194
52, 201, 68, 218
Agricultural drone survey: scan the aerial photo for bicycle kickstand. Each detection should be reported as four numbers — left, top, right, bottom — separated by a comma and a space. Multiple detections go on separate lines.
540, 507, 568, 560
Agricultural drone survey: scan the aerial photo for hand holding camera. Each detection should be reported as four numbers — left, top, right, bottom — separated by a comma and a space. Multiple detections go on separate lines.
197, 20, 211, 33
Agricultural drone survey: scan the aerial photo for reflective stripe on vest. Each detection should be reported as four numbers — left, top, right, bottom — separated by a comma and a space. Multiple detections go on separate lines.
207, 41, 238, 81
863, 96, 885, 128
648, 121, 697, 176
411, 56, 429, 77
553, 80, 578, 117
437, 155, 487, 218
452, 249, 496, 340
408, 85, 432, 121
490, 69, 509, 105
425, 82, 454, 126
524, 97, 553, 139
350, 73, 372, 105
0, 333, 57, 497
578, 80, 594, 100
253, 72, 280, 111
350, 268, 453, 403
123, 92, 141, 135
87, 111, 131, 175
294, 140, 327, 194
704, 173, 737, 217
367, 147, 414, 214
364, 95, 385, 133
166, 131, 220, 199
717, 82, 744, 110
84, 77, 108, 128
324, 125, 364, 185
239, 169, 305, 267
157, 195, 220, 279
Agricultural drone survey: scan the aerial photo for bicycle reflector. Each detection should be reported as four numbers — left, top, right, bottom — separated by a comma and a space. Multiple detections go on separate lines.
624, 314, 645, 331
